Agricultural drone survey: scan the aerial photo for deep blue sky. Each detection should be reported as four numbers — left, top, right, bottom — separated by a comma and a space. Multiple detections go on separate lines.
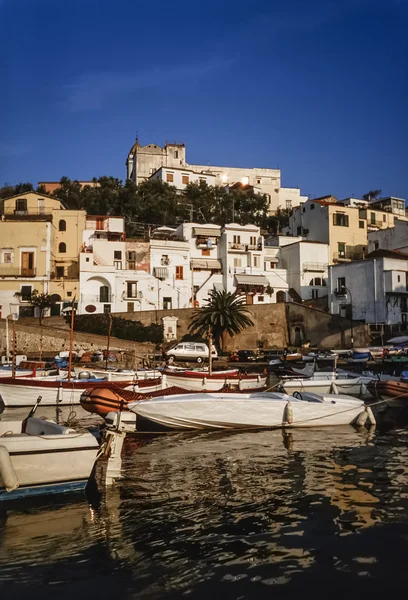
1, 0, 407, 199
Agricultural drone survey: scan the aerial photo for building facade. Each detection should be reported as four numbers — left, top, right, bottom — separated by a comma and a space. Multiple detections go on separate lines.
368, 219, 408, 254
329, 250, 408, 324
126, 138, 306, 213
150, 166, 216, 191
0, 192, 86, 319
286, 197, 369, 264
278, 240, 330, 302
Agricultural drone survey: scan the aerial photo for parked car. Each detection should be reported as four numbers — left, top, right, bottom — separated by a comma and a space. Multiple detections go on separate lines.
230, 350, 257, 362
166, 342, 218, 364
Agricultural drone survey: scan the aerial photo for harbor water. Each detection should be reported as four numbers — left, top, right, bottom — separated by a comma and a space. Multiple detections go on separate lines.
1, 406, 408, 599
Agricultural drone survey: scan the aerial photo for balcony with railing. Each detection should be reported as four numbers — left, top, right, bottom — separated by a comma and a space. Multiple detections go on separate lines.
303, 262, 328, 272
367, 220, 390, 230
333, 251, 365, 263
228, 242, 262, 252
0, 267, 37, 277
2, 207, 53, 221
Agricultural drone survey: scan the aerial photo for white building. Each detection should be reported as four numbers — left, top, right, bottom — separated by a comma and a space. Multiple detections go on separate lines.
368, 197, 406, 219
126, 138, 306, 213
79, 216, 181, 314
329, 250, 408, 324
148, 222, 289, 307
278, 240, 330, 302
368, 218, 408, 254
150, 166, 216, 191
78, 217, 293, 314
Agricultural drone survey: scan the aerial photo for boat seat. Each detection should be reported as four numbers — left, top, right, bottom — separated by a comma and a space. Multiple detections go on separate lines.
24, 417, 74, 436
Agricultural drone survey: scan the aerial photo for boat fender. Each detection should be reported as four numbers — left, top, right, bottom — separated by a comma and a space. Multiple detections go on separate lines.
355, 409, 368, 428
360, 383, 368, 396
57, 384, 64, 403
283, 401, 293, 425
0, 445, 19, 492
366, 406, 376, 427
257, 375, 261, 383
330, 382, 338, 394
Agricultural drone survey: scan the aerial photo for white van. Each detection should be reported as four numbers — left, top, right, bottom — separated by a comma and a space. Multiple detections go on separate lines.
166, 342, 218, 364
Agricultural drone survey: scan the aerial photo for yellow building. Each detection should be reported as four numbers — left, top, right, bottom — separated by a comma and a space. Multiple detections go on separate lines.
0, 192, 86, 318
287, 195, 401, 265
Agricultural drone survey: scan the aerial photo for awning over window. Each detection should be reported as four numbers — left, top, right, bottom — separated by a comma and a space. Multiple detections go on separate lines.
235, 274, 269, 285
154, 267, 168, 278
193, 227, 221, 237
268, 257, 279, 263
191, 259, 222, 270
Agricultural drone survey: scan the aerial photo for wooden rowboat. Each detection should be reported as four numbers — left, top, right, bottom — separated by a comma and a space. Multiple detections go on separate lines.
367, 379, 408, 407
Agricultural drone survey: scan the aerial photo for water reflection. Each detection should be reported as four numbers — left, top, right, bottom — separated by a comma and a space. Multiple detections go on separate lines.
1, 425, 408, 597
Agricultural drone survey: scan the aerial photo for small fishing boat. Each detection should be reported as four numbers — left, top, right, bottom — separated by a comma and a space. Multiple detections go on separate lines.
366, 379, 408, 407
302, 352, 337, 363
72, 367, 163, 381
162, 370, 266, 392
346, 351, 374, 364
0, 412, 99, 500
125, 391, 367, 431
0, 375, 163, 408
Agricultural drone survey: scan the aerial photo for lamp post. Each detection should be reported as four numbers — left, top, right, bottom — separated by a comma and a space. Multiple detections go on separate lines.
341, 286, 353, 350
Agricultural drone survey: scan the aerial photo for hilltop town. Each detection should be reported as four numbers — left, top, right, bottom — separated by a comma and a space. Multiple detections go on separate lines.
1, 139, 406, 349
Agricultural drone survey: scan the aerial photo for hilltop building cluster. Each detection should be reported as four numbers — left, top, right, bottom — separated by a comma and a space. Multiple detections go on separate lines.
0, 137, 406, 339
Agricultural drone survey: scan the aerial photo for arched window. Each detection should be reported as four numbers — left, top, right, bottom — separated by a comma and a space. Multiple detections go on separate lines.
59, 219, 66, 231
59, 242, 66, 253
276, 291, 286, 303
309, 277, 322, 286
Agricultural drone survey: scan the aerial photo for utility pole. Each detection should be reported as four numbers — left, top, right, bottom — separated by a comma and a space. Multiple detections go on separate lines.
105, 313, 113, 370
67, 297, 76, 382
341, 286, 354, 349
208, 326, 213, 376
11, 318, 16, 378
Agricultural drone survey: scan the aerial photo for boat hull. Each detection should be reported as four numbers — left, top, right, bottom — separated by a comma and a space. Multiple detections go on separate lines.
282, 378, 366, 396
0, 425, 99, 500
163, 372, 266, 392
0, 377, 162, 407
367, 380, 408, 407
129, 392, 364, 430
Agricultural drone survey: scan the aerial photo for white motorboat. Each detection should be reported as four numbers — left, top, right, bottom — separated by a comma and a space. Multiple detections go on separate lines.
0, 415, 99, 500
0, 375, 163, 408
281, 376, 371, 396
162, 371, 266, 392
126, 391, 366, 431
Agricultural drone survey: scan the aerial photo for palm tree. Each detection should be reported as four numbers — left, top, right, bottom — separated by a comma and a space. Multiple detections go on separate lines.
189, 290, 254, 351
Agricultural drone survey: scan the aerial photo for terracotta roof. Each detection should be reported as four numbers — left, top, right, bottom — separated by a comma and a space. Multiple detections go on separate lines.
367, 249, 408, 260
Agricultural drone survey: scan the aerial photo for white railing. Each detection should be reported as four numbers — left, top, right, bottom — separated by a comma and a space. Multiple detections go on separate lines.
303, 262, 328, 272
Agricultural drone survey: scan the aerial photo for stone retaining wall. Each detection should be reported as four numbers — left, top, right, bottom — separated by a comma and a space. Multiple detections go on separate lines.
0, 320, 155, 360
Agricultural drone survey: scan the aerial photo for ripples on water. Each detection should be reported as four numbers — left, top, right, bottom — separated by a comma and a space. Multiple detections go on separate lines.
1, 408, 408, 599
